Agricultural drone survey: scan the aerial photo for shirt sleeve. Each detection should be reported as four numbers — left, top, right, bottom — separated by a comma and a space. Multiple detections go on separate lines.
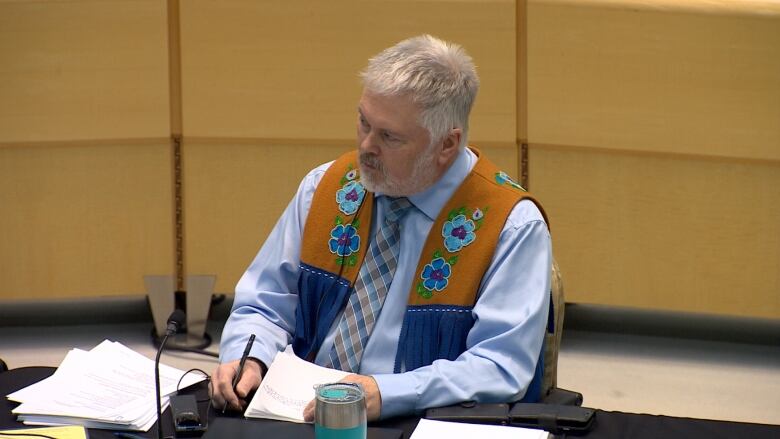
218, 163, 330, 367
372, 199, 552, 419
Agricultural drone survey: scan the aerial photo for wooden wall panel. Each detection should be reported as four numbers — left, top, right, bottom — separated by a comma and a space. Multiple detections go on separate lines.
182, 142, 350, 293
0, 142, 175, 299
0, 0, 170, 142
526, 0, 780, 318
527, 0, 780, 161
183, 142, 517, 294
179, 0, 517, 145
531, 145, 780, 319
478, 145, 519, 180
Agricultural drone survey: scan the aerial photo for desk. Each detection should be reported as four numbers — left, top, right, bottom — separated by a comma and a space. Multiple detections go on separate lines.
2, 367, 779, 439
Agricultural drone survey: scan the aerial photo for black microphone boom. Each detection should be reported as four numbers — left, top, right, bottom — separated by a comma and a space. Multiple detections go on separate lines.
155, 309, 185, 439
165, 309, 186, 335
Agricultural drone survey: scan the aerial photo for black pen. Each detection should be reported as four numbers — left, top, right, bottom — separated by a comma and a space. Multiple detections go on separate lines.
222, 333, 256, 413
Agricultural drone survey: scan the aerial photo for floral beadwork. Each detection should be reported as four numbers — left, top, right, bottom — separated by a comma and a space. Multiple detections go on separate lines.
336, 180, 365, 215
421, 257, 452, 292
495, 171, 526, 191
442, 214, 476, 253
416, 250, 459, 299
328, 223, 360, 257
328, 163, 365, 266
417, 205, 488, 299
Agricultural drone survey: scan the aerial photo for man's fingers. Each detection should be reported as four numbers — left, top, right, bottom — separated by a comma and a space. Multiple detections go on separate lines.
211, 358, 264, 412
235, 358, 264, 399
303, 399, 316, 423
211, 361, 239, 411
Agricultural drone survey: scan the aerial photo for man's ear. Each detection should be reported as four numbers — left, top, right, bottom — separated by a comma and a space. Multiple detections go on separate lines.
438, 128, 462, 166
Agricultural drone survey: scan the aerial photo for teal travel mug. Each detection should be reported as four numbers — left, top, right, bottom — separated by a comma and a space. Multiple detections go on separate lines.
314, 382, 367, 439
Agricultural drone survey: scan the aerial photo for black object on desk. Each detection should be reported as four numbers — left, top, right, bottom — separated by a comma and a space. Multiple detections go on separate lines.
203, 416, 403, 439
510, 403, 596, 434
3, 367, 780, 439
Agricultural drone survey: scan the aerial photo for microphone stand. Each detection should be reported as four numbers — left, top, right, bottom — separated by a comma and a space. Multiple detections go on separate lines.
155, 310, 185, 439
155, 331, 171, 439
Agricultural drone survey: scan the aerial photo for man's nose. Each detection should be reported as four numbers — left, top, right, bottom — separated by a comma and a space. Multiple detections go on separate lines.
359, 131, 380, 154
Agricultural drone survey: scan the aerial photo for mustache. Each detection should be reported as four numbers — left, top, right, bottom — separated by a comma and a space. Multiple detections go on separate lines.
359, 153, 382, 171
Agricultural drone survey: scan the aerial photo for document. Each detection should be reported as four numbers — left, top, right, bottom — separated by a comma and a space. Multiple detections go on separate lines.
0, 425, 87, 439
411, 419, 549, 439
244, 345, 349, 423
7, 340, 206, 431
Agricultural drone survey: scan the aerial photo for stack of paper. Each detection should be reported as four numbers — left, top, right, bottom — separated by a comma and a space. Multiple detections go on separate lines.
7, 340, 205, 431
244, 345, 349, 423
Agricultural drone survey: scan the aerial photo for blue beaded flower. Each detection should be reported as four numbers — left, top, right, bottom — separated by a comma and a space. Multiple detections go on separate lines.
442, 214, 476, 253
328, 224, 360, 256
421, 257, 452, 292
495, 171, 524, 191
336, 180, 366, 215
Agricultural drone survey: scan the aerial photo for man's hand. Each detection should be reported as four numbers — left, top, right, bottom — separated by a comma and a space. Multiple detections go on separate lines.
303, 373, 382, 422
211, 358, 264, 412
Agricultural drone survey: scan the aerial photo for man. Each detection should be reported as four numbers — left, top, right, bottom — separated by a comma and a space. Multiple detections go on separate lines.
212, 34, 551, 421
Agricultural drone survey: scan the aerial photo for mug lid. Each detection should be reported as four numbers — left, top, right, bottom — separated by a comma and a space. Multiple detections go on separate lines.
315, 382, 364, 403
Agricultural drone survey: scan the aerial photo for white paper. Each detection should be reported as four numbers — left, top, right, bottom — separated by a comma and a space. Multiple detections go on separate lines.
411, 419, 550, 439
7, 349, 90, 403
7, 340, 205, 431
245, 345, 349, 423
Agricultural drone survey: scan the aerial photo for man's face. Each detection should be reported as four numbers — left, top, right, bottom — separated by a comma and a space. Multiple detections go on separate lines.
356, 90, 439, 197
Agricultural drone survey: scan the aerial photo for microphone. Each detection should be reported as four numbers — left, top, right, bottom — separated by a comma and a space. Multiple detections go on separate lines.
155, 309, 185, 439
165, 309, 186, 336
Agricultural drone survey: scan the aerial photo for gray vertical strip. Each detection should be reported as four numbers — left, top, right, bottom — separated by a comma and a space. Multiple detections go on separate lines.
168, 0, 184, 291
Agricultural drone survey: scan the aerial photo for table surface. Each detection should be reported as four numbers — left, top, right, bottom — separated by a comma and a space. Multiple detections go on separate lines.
2, 367, 779, 439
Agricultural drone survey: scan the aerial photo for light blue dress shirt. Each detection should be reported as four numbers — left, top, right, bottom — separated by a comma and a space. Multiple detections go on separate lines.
220, 147, 552, 419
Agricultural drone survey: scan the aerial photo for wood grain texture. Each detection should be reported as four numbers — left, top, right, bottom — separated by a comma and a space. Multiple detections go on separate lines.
527, 0, 780, 161
182, 141, 350, 293
0, 142, 175, 299
179, 0, 516, 144
0, 0, 170, 142
531, 144, 780, 318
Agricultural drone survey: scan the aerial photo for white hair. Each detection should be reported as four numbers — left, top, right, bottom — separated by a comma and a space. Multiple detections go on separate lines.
360, 35, 480, 149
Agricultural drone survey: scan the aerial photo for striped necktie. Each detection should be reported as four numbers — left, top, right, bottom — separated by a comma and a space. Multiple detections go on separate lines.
328, 196, 413, 372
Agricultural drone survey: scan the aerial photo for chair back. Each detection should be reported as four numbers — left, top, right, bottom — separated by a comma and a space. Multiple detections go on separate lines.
542, 258, 565, 396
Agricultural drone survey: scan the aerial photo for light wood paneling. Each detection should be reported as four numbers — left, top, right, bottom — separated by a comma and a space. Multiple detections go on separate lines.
0, 0, 170, 142
478, 144, 519, 180
0, 142, 175, 299
527, 0, 780, 161
532, 145, 780, 319
182, 141, 351, 293
179, 0, 516, 145
182, 141, 517, 293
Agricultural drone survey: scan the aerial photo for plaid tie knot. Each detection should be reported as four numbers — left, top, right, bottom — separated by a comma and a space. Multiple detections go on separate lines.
384, 197, 413, 225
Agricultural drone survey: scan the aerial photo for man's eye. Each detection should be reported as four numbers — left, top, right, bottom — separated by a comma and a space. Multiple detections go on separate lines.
382, 132, 400, 143
359, 117, 369, 128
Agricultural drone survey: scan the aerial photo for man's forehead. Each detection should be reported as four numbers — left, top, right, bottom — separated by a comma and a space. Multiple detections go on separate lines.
358, 91, 422, 131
